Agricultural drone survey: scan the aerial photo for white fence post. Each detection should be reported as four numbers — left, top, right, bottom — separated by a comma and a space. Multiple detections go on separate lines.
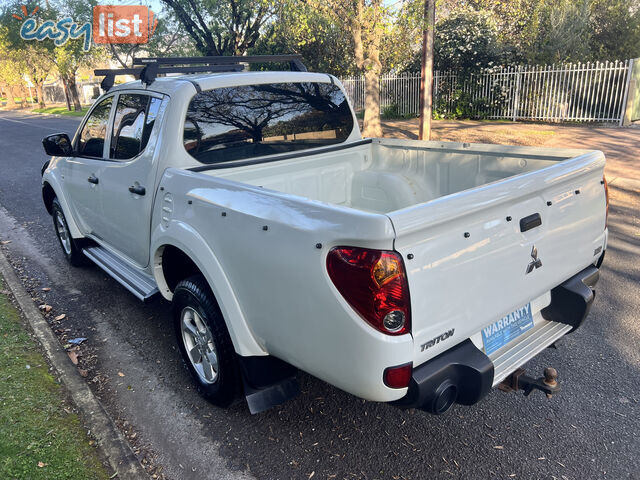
620, 58, 634, 126
339, 59, 633, 124
512, 66, 522, 122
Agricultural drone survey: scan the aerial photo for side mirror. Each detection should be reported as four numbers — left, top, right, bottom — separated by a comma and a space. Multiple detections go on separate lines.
42, 133, 73, 157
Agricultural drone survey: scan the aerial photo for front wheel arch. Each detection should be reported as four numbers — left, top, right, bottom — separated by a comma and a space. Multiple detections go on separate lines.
42, 182, 56, 215
51, 197, 86, 267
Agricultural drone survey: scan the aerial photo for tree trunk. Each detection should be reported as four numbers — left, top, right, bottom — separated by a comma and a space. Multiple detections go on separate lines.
363, 67, 382, 137
3, 85, 16, 107
35, 83, 45, 108
418, 0, 436, 141
350, 0, 383, 138
68, 77, 82, 111
17, 85, 27, 108
62, 78, 72, 111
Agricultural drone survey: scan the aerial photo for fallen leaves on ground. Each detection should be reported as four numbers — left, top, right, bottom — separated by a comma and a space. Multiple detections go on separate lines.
118, 372, 125, 377
68, 350, 78, 365
54, 314, 66, 321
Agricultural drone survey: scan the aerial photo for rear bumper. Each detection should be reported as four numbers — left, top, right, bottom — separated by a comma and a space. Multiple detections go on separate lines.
541, 265, 599, 332
394, 265, 599, 414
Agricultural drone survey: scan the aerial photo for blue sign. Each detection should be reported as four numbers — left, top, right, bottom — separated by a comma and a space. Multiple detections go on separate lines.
482, 303, 534, 355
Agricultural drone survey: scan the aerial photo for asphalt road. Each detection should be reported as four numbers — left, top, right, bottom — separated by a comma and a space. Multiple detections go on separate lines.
0, 109, 638, 480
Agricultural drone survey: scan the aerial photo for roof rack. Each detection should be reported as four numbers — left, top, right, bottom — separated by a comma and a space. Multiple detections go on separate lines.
94, 55, 308, 92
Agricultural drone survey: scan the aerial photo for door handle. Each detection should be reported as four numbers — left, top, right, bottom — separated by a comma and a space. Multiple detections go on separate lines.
128, 185, 146, 196
87, 175, 99, 185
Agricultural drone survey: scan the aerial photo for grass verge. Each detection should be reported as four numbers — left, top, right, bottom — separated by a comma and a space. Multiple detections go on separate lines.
31, 106, 89, 117
0, 278, 111, 480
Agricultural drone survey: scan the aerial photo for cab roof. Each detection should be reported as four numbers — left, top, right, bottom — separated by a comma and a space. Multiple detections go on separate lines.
106, 71, 335, 97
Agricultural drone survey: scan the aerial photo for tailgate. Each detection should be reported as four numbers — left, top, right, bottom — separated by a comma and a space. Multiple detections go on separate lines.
388, 150, 607, 366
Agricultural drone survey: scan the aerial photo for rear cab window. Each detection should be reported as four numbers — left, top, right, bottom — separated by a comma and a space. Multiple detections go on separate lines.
110, 94, 162, 160
183, 82, 354, 165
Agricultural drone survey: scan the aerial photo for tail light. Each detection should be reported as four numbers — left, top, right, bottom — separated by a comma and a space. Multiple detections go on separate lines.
603, 175, 609, 229
326, 247, 411, 335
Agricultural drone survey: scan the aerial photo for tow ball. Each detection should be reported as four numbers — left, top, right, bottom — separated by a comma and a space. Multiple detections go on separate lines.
498, 367, 560, 399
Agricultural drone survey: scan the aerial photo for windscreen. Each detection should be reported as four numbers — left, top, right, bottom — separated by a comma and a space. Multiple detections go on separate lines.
183, 82, 354, 165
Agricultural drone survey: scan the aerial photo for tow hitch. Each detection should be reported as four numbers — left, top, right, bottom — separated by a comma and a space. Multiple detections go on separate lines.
498, 367, 560, 398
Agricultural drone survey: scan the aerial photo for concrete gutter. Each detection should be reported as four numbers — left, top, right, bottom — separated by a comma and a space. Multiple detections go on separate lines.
0, 249, 149, 480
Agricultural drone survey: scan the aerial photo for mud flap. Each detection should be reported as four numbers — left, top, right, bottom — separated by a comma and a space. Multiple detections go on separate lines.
237, 355, 300, 414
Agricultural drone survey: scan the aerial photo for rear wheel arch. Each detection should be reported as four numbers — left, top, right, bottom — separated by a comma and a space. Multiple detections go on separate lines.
155, 244, 202, 298
152, 238, 267, 358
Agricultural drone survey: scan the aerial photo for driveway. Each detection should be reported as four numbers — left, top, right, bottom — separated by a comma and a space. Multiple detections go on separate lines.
0, 110, 638, 480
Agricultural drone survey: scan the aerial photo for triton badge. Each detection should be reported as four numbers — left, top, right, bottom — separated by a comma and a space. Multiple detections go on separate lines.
526, 245, 542, 274
420, 329, 455, 352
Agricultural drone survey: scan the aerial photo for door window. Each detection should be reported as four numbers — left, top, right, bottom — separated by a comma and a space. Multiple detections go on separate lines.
110, 94, 162, 160
77, 97, 113, 157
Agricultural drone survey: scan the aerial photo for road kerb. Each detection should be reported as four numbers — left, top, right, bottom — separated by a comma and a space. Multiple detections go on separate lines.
0, 248, 149, 480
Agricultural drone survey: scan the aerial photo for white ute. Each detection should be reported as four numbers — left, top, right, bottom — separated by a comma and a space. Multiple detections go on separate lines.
41, 56, 608, 414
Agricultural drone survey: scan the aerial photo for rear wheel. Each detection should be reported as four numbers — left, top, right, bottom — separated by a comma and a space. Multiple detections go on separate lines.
51, 198, 85, 267
172, 275, 240, 407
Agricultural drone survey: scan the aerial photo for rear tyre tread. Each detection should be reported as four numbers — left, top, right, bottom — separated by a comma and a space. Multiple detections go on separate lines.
173, 275, 240, 407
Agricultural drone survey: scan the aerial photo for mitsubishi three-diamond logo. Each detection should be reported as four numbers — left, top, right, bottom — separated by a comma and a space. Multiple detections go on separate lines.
526, 245, 542, 274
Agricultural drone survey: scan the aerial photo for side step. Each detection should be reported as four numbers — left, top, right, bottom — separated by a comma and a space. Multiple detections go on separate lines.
490, 320, 571, 386
83, 246, 159, 302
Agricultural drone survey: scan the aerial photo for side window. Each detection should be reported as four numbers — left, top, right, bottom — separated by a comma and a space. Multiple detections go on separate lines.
77, 97, 113, 157
110, 94, 162, 160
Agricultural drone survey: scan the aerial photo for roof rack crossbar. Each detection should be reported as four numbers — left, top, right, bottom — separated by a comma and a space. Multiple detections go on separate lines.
132, 54, 306, 68
95, 55, 307, 92
94, 62, 247, 92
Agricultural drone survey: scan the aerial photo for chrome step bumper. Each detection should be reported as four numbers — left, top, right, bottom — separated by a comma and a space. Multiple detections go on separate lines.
490, 320, 572, 386
395, 265, 599, 414
83, 246, 158, 301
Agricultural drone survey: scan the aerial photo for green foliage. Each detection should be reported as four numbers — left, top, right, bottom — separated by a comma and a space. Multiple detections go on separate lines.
448, 0, 640, 64
589, 0, 640, 61
433, 9, 509, 73
433, 78, 508, 120
0, 1, 57, 77
399, 6, 513, 74
160, 0, 280, 56
524, 0, 591, 64
0, 25, 24, 87
251, 2, 356, 76
108, 7, 196, 68
381, 103, 416, 119
0, 284, 110, 480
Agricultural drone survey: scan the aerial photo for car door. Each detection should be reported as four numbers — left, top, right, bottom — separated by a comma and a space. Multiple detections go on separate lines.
62, 96, 114, 235
92, 92, 165, 268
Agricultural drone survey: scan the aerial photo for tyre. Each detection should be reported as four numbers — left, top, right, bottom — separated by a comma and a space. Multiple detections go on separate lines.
51, 198, 85, 267
173, 275, 240, 407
